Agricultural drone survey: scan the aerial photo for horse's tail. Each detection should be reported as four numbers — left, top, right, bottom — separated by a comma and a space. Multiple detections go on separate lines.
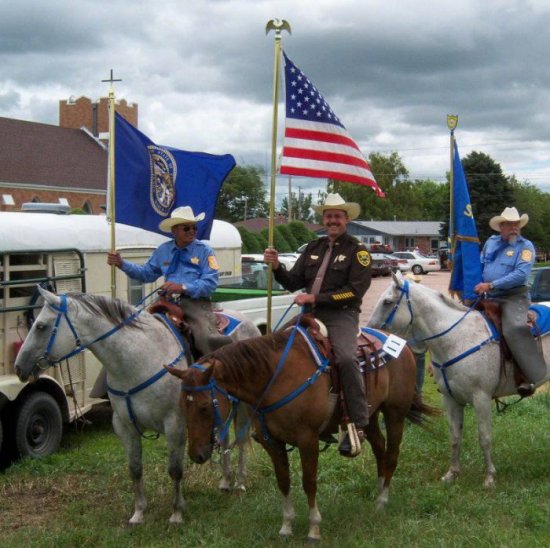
406, 391, 441, 427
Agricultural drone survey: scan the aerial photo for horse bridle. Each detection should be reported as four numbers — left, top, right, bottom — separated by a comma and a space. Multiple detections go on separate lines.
38, 294, 144, 369
181, 363, 241, 448
381, 279, 414, 331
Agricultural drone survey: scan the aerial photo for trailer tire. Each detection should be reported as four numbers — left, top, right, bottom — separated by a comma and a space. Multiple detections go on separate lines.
0, 418, 3, 454
15, 392, 63, 458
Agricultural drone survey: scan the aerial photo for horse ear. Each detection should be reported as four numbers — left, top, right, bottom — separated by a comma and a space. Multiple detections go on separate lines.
391, 270, 403, 287
38, 285, 61, 307
165, 365, 186, 380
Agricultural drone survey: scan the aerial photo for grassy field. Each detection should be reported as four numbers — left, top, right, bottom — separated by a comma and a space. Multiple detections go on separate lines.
0, 381, 548, 547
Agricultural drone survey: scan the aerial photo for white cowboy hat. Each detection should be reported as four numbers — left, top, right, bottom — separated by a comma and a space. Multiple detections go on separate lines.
489, 207, 529, 232
312, 193, 360, 220
158, 206, 205, 233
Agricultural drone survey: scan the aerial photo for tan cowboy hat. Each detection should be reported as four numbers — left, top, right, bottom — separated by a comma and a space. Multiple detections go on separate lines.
404, 272, 422, 284
158, 206, 205, 233
312, 193, 360, 220
489, 207, 529, 232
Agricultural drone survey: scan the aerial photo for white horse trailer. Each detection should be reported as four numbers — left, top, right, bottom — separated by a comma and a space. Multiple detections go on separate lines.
0, 212, 239, 459
0, 211, 296, 460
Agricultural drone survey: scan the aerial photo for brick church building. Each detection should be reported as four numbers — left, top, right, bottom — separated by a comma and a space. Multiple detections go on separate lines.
0, 97, 137, 213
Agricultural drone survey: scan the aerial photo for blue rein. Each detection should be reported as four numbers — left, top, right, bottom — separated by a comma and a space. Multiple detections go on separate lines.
383, 280, 492, 397
181, 321, 330, 447
41, 290, 187, 437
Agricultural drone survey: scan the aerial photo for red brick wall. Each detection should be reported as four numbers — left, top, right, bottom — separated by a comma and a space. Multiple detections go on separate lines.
0, 188, 105, 214
59, 96, 138, 135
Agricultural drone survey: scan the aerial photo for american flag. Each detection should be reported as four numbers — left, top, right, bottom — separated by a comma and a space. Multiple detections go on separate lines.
279, 52, 384, 197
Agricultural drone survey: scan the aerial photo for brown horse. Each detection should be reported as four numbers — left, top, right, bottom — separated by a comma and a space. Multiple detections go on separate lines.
168, 325, 437, 542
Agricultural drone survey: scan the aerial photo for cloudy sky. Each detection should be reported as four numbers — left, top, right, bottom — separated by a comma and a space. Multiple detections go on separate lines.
1, 0, 549, 204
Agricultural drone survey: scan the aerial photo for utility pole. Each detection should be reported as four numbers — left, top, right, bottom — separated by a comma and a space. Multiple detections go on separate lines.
298, 186, 303, 220
288, 175, 292, 221
243, 196, 248, 222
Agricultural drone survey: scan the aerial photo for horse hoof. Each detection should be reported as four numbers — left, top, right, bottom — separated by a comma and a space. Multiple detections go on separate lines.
128, 511, 144, 525
169, 513, 183, 524
279, 528, 293, 538
233, 484, 246, 493
306, 535, 321, 543
441, 471, 458, 483
484, 477, 496, 489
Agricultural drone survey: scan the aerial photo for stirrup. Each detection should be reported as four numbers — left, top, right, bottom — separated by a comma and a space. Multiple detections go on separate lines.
338, 423, 362, 457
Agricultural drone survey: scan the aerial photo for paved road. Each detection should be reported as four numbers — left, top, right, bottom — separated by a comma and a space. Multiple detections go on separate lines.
360, 270, 451, 325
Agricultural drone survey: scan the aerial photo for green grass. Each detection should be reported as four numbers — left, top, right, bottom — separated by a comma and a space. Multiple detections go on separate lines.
1, 387, 549, 547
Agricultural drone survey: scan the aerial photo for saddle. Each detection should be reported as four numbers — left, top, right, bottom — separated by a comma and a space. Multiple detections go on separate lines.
286, 313, 384, 431
476, 299, 539, 391
148, 295, 231, 360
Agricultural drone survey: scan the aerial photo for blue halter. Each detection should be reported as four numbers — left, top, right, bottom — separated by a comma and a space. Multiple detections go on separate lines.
40, 291, 187, 438
381, 279, 413, 330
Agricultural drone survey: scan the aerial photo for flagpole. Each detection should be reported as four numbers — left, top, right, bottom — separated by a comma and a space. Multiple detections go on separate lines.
265, 19, 291, 334
447, 114, 458, 289
102, 69, 122, 299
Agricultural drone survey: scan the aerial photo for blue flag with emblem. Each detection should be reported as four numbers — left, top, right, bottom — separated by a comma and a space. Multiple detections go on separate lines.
449, 141, 482, 300
113, 113, 235, 239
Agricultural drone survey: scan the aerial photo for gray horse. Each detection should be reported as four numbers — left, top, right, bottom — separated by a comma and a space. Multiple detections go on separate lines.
15, 287, 260, 523
368, 272, 549, 487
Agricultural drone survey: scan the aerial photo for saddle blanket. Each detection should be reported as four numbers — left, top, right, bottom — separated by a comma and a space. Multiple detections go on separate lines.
482, 303, 550, 341
358, 327, 394, 372
529, 303, 550, 336
214, 312, 242, 336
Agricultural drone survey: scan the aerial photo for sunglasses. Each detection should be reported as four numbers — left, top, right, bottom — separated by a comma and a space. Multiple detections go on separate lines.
177, 224, 198, 232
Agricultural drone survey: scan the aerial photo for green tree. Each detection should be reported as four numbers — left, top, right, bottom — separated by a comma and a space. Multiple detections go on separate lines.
462, 151, 514, 244
261, 228, 291, 252
511, 180, 550, 252
276, 224, 299, 251
237, 226, 257, 253
215, 165, 269, 222
281, 191, 314, 222
288, 221, 317, 247
327, 151, 409, 221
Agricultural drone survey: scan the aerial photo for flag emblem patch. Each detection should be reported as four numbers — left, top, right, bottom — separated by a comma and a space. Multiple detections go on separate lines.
149, 146, 177, 215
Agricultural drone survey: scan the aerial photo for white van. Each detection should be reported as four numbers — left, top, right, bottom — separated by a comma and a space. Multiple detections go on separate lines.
0, 211, 296, 459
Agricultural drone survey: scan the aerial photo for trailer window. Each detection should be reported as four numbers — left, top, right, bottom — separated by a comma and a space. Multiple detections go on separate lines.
128, 278, 145, 306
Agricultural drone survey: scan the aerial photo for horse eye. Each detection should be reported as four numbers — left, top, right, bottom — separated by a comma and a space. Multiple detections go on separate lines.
198, 404, 211, 416
383, 299, 393, 306
35, 322, 46, 330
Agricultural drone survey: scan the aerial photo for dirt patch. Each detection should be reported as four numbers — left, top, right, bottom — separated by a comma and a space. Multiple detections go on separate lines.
0, 482, 67, 530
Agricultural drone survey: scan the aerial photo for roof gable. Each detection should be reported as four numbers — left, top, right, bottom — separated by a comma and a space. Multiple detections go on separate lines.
0, 116, 107, 190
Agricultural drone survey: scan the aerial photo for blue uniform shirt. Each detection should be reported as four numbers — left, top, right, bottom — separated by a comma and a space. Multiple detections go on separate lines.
481, 234, 535, 295
121, 239, 219, 299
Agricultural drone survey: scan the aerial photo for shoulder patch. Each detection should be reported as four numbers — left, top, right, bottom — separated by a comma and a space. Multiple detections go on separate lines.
208, 255, 220, 270
521, 249, 533, 262
357, 250, 371, 267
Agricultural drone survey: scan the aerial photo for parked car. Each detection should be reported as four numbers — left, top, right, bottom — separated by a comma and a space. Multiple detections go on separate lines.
390, 251, 441, 275
383, 254, 404, 273
370, 253, 392, 277
529, 266, 550, 303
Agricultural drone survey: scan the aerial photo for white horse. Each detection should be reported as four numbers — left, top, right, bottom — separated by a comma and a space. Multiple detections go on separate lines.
368, 272, 550, 487
14, 287, 260, 523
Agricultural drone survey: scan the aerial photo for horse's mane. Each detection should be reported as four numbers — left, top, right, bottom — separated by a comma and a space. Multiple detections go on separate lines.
68, 292, 143, 328
411, 283, 469, 312
200, 330, 295, 386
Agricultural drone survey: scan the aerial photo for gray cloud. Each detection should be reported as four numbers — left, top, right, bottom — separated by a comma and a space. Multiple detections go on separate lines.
1, 0, 549, 192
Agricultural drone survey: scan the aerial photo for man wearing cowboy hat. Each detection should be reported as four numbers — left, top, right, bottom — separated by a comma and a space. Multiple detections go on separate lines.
264, 193, 372, 457
474, 206, 546, 396
107, 205, 231, 357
